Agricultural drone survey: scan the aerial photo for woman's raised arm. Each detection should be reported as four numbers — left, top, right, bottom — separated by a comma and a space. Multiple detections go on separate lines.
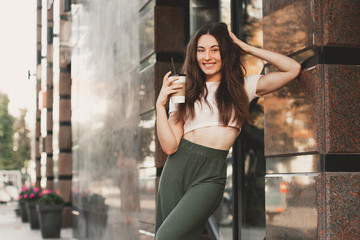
156, 71, 184, 155
230, 32, 301, 96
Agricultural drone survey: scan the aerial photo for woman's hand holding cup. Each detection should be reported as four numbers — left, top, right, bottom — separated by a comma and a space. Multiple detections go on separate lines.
156, 71, 185, 108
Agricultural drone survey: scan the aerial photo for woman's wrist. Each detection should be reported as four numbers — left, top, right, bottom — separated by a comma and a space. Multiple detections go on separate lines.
245, 45, 258, 55
156, 103, 166, 111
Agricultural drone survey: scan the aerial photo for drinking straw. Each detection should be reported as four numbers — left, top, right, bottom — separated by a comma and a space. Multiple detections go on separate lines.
171, 57, 177, 75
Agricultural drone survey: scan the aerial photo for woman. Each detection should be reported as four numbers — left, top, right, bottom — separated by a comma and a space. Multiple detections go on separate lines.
155, 22, 301, 240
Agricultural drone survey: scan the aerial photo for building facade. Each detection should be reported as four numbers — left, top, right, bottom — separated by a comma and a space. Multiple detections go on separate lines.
35, 0, 359, 239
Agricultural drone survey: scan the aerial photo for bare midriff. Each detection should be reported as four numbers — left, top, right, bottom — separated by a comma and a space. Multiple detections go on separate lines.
183, 126, 240, 151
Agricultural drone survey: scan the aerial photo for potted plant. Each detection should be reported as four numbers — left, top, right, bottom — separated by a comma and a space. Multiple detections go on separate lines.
36, 190, 65, 238
24, 187, 42, 229
82, 193, 109, 239
18, 187, 30, 222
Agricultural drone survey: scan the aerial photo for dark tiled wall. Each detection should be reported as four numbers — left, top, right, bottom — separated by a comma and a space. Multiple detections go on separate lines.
325, 172, 360, 239
263, 0, 360, 239
324, 65, 360, 153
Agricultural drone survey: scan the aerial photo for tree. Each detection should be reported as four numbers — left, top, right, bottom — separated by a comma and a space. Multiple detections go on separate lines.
0, 93, 15, 169
13, 109, 31, 170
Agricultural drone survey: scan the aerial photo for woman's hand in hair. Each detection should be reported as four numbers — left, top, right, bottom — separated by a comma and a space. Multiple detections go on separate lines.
229, 31, 301, 96
156, 71, 183, 108
229, 31, 251, 53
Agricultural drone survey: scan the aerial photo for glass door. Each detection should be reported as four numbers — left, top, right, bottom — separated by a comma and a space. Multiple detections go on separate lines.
231, 0, 265, 239
189, 1, 265, 239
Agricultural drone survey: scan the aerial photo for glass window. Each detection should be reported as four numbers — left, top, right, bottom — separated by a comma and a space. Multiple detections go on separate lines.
188, 1, 265, 239
232, 0, 266, 239
189, 0, 219, 36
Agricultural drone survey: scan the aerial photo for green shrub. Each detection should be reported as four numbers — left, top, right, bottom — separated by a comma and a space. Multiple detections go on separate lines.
38, 191, 64, 205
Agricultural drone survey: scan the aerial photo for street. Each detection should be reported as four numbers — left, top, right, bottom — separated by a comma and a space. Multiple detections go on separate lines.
0, 202, 74, 240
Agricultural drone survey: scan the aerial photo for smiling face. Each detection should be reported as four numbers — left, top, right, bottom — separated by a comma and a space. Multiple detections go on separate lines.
196, 34, 222, 82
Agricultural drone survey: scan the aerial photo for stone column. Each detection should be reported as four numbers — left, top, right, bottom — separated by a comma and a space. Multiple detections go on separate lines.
45, 3, 54, 190
151, 2, 188, 215
153, 2, 187, 168
58, 0, 72, 228
35, 0, 42, 189
263, 1, 360, 239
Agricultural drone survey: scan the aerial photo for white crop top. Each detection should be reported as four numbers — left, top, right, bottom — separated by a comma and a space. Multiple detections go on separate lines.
169, 75, 262, 134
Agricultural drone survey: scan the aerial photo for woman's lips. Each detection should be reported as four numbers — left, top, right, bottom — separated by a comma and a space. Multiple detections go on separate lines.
203, 62, 216, 68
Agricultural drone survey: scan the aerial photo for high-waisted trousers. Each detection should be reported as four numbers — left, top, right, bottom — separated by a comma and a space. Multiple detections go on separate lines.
155, 138, 228, 240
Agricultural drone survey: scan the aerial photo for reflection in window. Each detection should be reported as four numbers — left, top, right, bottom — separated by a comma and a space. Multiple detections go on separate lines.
234, 0, 266, 239
189, 0, 219, 36
189, 1, 265, 239
220, 0, 231, 28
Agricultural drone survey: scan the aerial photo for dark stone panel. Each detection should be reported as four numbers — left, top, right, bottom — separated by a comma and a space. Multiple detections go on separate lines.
263, 0, 360, 52
300, 46, 360, 68
139, 63, 155, 114
265, 174, 321, 239
313, 0, 323, 46
155, 5, 186, 53
322, 0, 360, 46
263, 0, 298, 16
317, 173, 326, 240
325, 172, 360, 239
267, 154, 360, 174
324, 154, 360, 172
265, 54, 360, 156
324, 65, 360, 153
322, 46, 360, 65
263, 0, 314, 54
264, 64, 324, 156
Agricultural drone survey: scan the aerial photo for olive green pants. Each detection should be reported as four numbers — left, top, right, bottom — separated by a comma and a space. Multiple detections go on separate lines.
155, 138, 228, 240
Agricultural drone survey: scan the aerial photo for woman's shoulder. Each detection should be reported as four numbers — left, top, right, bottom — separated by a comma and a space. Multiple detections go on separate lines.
244, 75, 263, 101
244, 74, 263, 82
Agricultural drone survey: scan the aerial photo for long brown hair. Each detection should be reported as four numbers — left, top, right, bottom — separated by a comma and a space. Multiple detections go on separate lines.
174, 22, 252, 126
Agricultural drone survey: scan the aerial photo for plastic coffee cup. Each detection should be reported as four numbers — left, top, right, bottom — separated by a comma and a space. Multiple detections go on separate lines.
169, 74, 186, 103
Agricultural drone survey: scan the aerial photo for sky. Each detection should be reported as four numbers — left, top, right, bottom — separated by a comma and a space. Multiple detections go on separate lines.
0, 0, 37, 126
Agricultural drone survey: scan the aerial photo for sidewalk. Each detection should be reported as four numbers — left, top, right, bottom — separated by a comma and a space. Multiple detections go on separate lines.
0, 202, 75, 240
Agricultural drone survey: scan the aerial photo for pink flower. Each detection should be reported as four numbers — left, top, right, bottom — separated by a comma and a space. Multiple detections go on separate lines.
24, 194, 28, 198
43, 189, 51, 194
19, 195, 22, 199
22, 187, 29, 192
34, 187, 39, 192
39, 192, 43, 197
30, 193, 35, 199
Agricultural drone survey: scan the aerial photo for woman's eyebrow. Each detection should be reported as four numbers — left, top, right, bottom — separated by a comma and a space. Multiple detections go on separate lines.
197, 45, 219, 48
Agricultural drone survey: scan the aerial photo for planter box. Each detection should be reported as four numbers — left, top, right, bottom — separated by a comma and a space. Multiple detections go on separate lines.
15, 207, 21, 217
26, 201, 40, 229
36, 204, 64, 238
19, 201, 28, 222
72, 207, 88, 239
